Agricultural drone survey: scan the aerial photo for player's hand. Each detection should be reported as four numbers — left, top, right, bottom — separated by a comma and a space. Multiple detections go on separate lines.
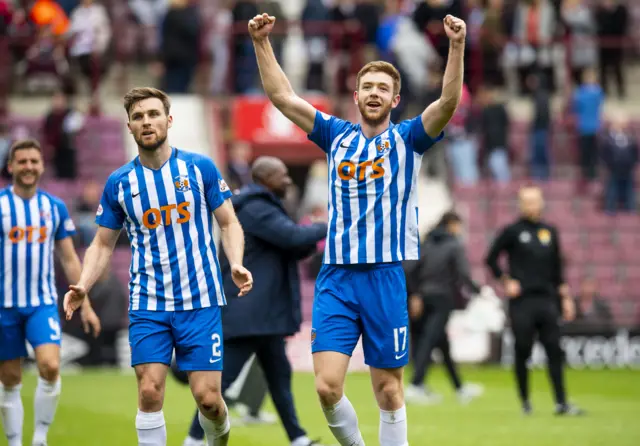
443, 15, 466, 44
409, 294, 424, 320
63, 284, 87, 320
231, 264, 253, 296
248, 13, 276, 41
562, 297, 576, 322
504, 279, 521, 299
80, 304, 102, 338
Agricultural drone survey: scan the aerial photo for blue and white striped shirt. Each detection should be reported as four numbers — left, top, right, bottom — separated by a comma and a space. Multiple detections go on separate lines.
96, 148, 232, 312
0, 187, 76, 308
308, 111, 443, 264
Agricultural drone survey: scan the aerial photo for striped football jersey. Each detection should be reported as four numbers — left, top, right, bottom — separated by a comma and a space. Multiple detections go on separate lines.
0, 187, 76, 308
96, 148, 232, 312
307, 111, 443, 264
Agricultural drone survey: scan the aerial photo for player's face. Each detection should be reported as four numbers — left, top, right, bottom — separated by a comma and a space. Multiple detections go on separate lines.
8, 148, 44, 188
127, 98, 172, 152
355, 72, 400, 127
519, 188, 544, 220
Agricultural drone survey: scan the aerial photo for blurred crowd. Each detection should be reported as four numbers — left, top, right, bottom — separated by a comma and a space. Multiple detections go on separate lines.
0, 0, 638, 214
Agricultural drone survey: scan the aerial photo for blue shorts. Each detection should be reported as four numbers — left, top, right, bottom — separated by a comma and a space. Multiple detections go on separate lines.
311, 262, 410, 369
0, 305, 62, 361
129, 306, 223, 371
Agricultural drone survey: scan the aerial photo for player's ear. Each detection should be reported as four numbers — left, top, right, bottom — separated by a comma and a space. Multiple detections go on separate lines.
126, 121, 132, 134
391, 94, 401, 109
353, 90, 358, 105
167, 115, 173, 129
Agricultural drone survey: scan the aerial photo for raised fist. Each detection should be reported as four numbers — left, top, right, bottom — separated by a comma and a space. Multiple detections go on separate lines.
248, 13, 276, 41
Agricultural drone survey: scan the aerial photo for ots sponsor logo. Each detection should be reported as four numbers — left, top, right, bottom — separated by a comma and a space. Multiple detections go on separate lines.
8, 226, 48, 243
142, 202, 191, 229
337, 158, 385, 181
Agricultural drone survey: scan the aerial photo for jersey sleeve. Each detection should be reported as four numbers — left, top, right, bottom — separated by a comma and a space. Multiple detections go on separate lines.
396, 115, 445, 155
96, 174, 126, 230
53, 200, 76, 240
197, 156, 233, 211
307, 110, 353, 153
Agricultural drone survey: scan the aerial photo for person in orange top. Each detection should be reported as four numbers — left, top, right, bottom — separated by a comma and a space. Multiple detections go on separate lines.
30, 0, 69, 36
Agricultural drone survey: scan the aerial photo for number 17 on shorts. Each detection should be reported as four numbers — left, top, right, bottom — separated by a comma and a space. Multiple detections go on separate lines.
393, 326, 408, 361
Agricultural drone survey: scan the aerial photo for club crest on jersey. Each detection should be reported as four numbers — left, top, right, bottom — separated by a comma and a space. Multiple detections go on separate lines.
538, 228, 551, 245
376, 138, 391, 155
40, 210, 51, 220
174, 175, 191, 192
219, 179, 229, 193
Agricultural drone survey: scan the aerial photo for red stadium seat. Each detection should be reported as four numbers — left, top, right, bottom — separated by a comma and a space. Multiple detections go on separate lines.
585, 232, 615, 247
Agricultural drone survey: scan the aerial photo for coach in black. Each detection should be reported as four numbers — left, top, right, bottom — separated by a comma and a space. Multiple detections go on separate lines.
183, 156, 327, 446
485, 186, 584, 416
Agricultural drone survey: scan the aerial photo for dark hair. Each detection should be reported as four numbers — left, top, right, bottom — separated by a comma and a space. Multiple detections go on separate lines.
9, 139, 42, 161
123, 87, 171, 117
438, 210, 462, 227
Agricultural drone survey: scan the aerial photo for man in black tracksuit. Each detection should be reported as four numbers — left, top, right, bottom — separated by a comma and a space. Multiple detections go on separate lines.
485, 186, 584, 416
404, 211, 484, 405
182, 156, 328, 446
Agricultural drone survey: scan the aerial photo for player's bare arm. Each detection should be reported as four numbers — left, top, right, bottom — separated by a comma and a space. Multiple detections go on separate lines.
63, 226, 120, 319
56, 237, 102, 336
213, 199, 253, 296
421, 15, 466, 138
250, 13, 316, 134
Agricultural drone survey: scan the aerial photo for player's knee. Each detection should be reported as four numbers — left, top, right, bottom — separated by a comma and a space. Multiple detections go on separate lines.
0, 365, 22, 388
372, 375, 403, 409
194, 388, 224, 417
139, 377, 164, 409
315, 375, 344, 407
515, 342, 533, 361
38, 357, 60, 382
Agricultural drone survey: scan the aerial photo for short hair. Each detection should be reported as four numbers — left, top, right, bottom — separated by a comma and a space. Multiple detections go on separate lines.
123, 87, 171, 117
9, 139, 41, 161
438, 210, 462, 227
356, 61, 402, 96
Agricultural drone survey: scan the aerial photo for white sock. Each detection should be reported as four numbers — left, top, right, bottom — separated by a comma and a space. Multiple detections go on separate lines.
322, 396, 365, 446
198, 403, 230, 446
135, 410, 167, 446
33, 377, 61, 444
183, 435, 203, 446
379, 405, 408, 446
0, 384, 23, 446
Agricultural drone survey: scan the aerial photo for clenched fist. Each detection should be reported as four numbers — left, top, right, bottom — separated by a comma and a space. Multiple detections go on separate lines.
444, 15, 466, 44
248, 13, 276, 41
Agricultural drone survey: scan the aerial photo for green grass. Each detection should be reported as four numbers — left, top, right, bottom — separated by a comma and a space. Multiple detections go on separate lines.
3, 367, 640, 445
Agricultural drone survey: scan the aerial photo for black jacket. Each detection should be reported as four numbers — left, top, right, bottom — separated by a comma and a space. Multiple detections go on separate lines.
220, 184, 327, 339
485, 218, 564, 298
405, 227, 480, 308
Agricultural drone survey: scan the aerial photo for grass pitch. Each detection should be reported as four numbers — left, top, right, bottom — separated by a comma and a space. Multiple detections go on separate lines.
3, 366, 639, 445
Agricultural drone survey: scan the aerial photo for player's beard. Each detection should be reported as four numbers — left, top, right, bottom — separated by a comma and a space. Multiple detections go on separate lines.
134, 129, 167, 152
358, 99, 392, 127
14, 170, 40, 189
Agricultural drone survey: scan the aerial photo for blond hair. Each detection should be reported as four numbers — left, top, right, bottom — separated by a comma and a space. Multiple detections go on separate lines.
356, 61, 401, 95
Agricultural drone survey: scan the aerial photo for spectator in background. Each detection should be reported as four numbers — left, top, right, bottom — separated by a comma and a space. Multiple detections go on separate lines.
7, 7, 37, 71
232, 0, 259, 93
601, 114, 638, 214
159, 0, 201, 93
513, 0, 558, 95
479, 85, 511, 183
42, 89, 84, 180
0, 122, 11, 179
572, 278, 613, 330
67, 0, 111, 109
446, 83, 478, 185
23, 23, 70, 93
571, 68, 604, 187
561, 0, 597, 86
227, 140, 253, 192
595, 0, 628, 99
479, 0, 511, 88
412, 0, 465, 66
74, 179, 102, 245
301, 0, 330, 93
528, 72, 552, 180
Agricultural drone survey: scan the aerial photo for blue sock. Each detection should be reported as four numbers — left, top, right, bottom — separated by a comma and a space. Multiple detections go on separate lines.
188, 408, 205, 440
